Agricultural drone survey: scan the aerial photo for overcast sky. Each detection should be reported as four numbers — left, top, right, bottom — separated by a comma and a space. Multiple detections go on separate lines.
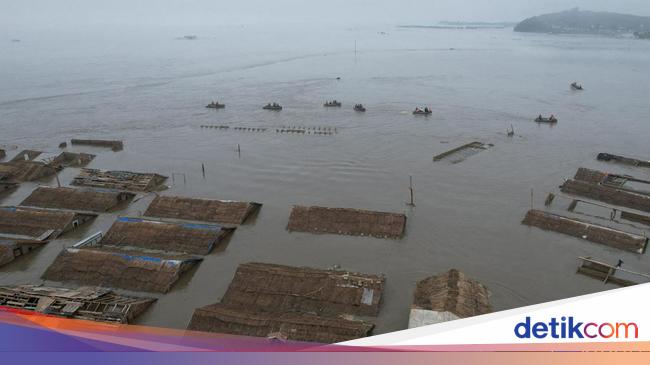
2, 0, 650, 29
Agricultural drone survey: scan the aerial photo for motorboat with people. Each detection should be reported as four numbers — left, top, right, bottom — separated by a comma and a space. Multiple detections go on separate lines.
206, 101, 225, 109
354, 104, 366, 112
571, 82, 583, 90
263, 102, 283, 111
413, 107, 432, 115
324, 100, 342, 107
535, 114, 558, 123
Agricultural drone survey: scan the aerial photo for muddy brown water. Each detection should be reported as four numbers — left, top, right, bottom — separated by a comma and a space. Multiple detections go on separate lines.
1, 25, 650, 336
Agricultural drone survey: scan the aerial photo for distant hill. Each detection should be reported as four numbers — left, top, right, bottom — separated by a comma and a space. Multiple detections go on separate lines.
514, 8, 650, 35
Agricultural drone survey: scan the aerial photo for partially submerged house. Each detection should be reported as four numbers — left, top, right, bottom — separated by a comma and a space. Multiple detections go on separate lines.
408, 269, 492, 328
0, 285, 154, 324
71, 139, 124, 151
49, 152, 95, 168
286, 205, 406, 239
576, 257, 650, 287
43, 242, 202, 293
187, 262, 385, 343
0, 160, 57, 182
597, 153, 650, 168
561, 179, 650, 213
20, 186, 135, 213
432, 141, 491, 163
72, 168, 167, 192
101, 217, 232, 255
0, 238, 46, 267
0, 206, 96, 241
144, 196, 262, 225
522, 209, 648, 254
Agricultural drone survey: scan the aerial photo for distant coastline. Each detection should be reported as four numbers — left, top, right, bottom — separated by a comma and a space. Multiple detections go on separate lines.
514, 8, 650, 37
399, 22, 515, 30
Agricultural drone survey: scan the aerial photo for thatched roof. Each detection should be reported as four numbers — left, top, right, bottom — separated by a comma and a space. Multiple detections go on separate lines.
412, 269, 492, 319
220, 262, 385, 316
286, 205, 406, 239
144, 196, 261, 225
0, 161, 57, 182
0, 206, 96, 240
0, 239, 46, 267
574, 167, 609, 184
50, 152, 95, 167
42, 246, 202, 293
101, 217, 232, 255
561, 179, 650, 213
21, 186, 134, 213
0, 285, 154, 324
187, 262, 384, 343
522, 209, 647, 254
72, 168, 167, 192
10, 150, 42, 162
188, 304, 374, 343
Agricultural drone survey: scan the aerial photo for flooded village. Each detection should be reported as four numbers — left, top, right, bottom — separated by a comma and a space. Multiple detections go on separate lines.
1, 24, 650, 344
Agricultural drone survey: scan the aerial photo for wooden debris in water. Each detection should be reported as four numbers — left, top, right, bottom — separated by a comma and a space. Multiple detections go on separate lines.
522, 209, 648, 254
72, 168, 167, 192
286, 205, 407, 239
21, 186, 134, 213
144, 195, 261, 225
433, 141, 490, 163
0, 285, 154, 324
187, 262, 384, 343
71, 139, 124, 151
577, 257, 650, 287
597, 153, 650, 168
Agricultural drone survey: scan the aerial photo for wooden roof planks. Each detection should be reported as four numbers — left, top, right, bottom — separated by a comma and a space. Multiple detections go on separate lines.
522, 209, 648, 254
71, 139, 124, 151
0, 285, 154, 324
286, 205, 406, 239
560, 179, 650, 213
144, 196, 261, 225
72, 168, 167, 192
597, 153, 650, 168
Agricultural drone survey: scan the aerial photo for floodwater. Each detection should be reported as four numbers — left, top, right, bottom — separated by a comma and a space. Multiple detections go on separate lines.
1, 24, 650, 335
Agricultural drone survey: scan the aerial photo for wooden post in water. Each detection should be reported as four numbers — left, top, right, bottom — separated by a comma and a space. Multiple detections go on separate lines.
237, 144, 241, 158
55, 173, 61, 188
408, 175, 415, 206
201, 163, 206, 179
530, 188, 534, 210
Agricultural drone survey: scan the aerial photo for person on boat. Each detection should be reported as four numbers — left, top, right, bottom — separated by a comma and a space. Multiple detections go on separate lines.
538, 114, 543, 120
550, 114, 556, 121
424, 107, 430, 113
616, 259, 624, 268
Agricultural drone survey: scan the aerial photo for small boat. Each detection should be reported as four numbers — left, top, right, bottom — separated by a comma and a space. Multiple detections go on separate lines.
354, 104, 366, 112
535, 116, 558, 123
206, 101, 225, 109
571, 82, 583, 90
324, 100, 342, 107
263, 103, 282, 111
413, 107, 432, 115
